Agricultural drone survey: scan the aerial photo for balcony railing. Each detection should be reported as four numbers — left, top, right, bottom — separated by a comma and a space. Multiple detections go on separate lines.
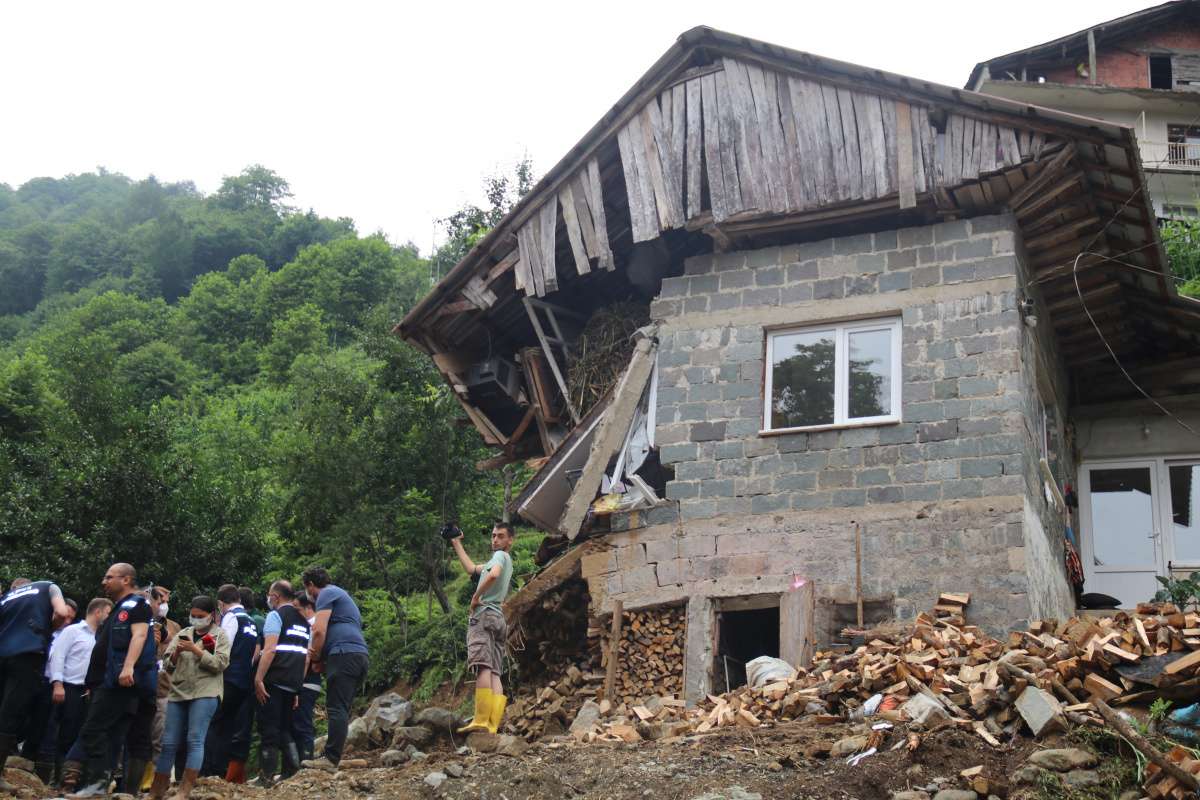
1141, 140, 1200, 169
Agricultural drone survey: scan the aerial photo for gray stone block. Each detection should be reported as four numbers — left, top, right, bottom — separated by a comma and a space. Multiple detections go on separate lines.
879, 271, 911, 292
813, 278, 844, 299
857, 467, 893, 486
701, 478, 735, 497
867, 486, 903, 503
846, 274, 878, 295
786, 261, 819, 282
745, 247, 782, 268
751, 493, 789, 513
874, 230, 898, 251
755, 266, 784, 286
689, 274, 719, 294
665, 481, 699, 499
933, 219, 970, 243
709, 293, 740, 312
898, 226, 933, 248
833, 489, 867, 507
719, 270, 754, 290
879, 423, 918, 444
683, 296, 709, 313
886, 249, 916, 270
690, 421, 727, 442
714, 252, 747, 271
833, 232, 874, 255
742, 287, 781, 307
775, 472, 816, 492
650, 298, 679, 318
660, 443, 698, 464
942, 263, 977, 283
905, 402, 945, 422
677, 461, 717, 480
970, 214, 1014, 234
683, 255, 714, 275
797, 239, 833, 260
953, 238, 994, 260
780, 283, 815, 304
961, 458, 1003, 478
678, 403, 707, 422
919, 419, 958, 442
659, 276, 689, 298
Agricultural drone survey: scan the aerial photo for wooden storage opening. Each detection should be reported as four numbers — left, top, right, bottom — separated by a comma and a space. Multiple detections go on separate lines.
713, 596, 781, 693
599, 603, 686, 704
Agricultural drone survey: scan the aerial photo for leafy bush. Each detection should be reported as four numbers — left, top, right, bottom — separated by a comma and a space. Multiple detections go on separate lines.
1153, 572, 1200, 610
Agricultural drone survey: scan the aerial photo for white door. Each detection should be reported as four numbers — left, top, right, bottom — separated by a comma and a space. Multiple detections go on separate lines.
1164, 460, 1200, 575
1080, 461, 1164, 608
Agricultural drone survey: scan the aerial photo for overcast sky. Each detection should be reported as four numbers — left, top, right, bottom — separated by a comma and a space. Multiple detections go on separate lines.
1, 1, 1151, 252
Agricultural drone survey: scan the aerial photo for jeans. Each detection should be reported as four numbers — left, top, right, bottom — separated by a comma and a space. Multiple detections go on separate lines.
202, 680, 252, 774
0, 652, 46, 738
291, 685, 320, 760
156, 698, 218, 774
51, 685, 88, 762
323, 652, 367, 764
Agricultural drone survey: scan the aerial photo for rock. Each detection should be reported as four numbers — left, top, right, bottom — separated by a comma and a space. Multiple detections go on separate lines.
445, 763, 464, 778
345, 717, 369, 750
497, 734, 530, 757
1063, 770, 1101, 788
1118, 791, 1141, 800
380, 749, 408, 767
1027, 748, 1099, 772
569, 700, 602, 737
6, 757, 34, 774
1014, 687, 1067, 738
1011, 766, 1048, 786
901, 694, 949, 728
313, 735, 327, 754
466, 732, 501, 753
891, 793, 931, 800
766, 762, 783, 772
455, 745, 470, 756
415, 706, 461, 736
636, 721, 669, 740
830, 734, 870, 758
931, 791, 977, 800
362, 692, 413, 744
424, 771, 447, 789
689, 788, 763, 800
391, 725, 434, 747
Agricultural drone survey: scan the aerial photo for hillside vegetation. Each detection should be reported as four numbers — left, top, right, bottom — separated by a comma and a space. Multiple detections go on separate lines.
0, 165, 533, 693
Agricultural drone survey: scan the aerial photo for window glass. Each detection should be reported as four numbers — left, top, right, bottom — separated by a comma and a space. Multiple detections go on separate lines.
1171, 465, 1200, 563
847, 328, 892, 419
770, 329, 835, 429
1088, 467, 1156, 567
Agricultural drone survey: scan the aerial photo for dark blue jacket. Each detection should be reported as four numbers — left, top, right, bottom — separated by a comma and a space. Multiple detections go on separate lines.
0, 581, 55, 658
225, 608, 258, 689
103, 592, 157, 695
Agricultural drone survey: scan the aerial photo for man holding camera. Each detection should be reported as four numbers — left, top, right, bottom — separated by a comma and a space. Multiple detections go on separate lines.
448, 522, 514, 735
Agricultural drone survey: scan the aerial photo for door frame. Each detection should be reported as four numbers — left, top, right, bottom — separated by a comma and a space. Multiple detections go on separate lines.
1078, 459, 1165, 596
1160, 456, 1200, 574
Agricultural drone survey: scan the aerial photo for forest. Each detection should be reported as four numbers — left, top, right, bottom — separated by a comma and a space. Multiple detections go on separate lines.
0, 165, 534, 696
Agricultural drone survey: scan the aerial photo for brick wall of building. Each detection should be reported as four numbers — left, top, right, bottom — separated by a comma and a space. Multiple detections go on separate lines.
1040, 27, 1200, 88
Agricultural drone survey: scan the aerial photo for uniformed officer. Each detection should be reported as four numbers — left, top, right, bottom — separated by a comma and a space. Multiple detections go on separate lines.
69, 564, 158, 798
202, 584, 258, 782
0, 577, 73, 792
253, 580, 310, 786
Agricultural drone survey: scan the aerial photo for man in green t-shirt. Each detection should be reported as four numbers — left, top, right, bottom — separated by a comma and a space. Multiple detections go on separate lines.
449, 522, 514, 735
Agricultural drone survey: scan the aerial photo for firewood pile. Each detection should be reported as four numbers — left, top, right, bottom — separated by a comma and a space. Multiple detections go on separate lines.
596, 605, 686, 705
1145, 745, 1200, 799
569, 593, 1200, 756
504, 663, 605, 739
510, 576, 595, 684
566, 301, 650, 416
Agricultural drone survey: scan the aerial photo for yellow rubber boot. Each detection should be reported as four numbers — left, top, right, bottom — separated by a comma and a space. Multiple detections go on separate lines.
487, 693, 508, 734
457, 688, 493, 734
141, 761, 155, 791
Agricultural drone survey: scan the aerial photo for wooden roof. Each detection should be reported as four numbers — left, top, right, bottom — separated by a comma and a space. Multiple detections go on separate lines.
400, 27, 1191, 437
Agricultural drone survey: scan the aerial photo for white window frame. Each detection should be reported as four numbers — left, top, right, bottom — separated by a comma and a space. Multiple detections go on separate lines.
762, 317, 902, 434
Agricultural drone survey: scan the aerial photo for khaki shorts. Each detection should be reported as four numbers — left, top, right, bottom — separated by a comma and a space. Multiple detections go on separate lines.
466, 608, 506, 674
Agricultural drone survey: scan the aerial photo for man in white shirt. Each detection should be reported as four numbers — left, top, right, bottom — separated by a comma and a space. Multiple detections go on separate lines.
44, 598, 111, 784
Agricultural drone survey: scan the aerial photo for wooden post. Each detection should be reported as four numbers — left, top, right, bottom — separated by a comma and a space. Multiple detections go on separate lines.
602, 599, 624, 702
1094, 698, 1200, 792
854, 522, 864, 627
1087, 30, 1098, 85
781, 580, 815, 669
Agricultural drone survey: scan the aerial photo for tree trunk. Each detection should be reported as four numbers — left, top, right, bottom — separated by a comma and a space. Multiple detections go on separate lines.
502, 464, 516, 524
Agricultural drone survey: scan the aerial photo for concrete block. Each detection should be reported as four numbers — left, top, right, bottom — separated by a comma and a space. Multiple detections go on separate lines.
833, 232, 874, 255
1015, 686, 1067, 737
745, 246, 782, 268
879, 271, 911, 292
665, 481, 699, 500
683, 296, 709, 313
755, 266, 784, 286
676, 461, 717, 481
867, 486, 903, 503
660, 443, 698, 464
690, 421, 727, 442
751, 494, 789, 513
813, 278, 844, 299
658, 276, 689, 298
683, 254, 715, 275
581, 549, 617, 577
933, 219, 970, 243
714, 252, 747, 271
742, 287, 781, 307
719, 269, 754, 290
785, 261, 819, 282
918, 419, 958, 442
886, 249, 916, 270
709, 293, 739, 312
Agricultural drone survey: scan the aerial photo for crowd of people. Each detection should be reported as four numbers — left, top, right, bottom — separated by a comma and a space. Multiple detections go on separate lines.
0, 521, 516, 799
0, 564, 369, 799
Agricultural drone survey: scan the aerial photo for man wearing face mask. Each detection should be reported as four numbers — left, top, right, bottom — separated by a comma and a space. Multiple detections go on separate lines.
149, 596, 229, 800
252, 581, 310, 786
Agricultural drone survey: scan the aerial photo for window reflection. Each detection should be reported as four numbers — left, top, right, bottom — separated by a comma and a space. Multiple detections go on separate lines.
1171, 465, 1200, 563
771, 330, 834, 429
848, 328, 891, 418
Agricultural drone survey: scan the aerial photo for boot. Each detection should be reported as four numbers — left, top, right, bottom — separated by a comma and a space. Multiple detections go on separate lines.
223, 758, 246, 784
67, 774, 110, 798
456, 687, 492, 734
0, 733, 17, 793
140, 759, 154, 790
175, 768, 199, 800
123, 758, 149, 794
487, 693, 508, 734
281, 742, 301, 780
60, 759, 82, 793
149, 771, 171, 799
254, 747, 278, 788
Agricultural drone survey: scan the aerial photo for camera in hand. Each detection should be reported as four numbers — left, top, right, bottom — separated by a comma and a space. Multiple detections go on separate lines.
179, 632, 191, 642
439, 522, 462, 541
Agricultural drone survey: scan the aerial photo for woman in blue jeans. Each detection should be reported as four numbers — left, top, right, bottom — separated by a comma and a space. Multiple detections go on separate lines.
149, 597, 230, 800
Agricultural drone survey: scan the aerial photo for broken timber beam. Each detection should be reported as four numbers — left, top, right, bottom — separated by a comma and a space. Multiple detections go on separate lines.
557, 331, 658, 540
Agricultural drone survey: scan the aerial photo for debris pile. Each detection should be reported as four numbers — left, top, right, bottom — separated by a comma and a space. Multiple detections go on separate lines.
596, 604, 686, 705
566, 301, 649, 415
505, 664, 604, 739
569, 594, 1200, 757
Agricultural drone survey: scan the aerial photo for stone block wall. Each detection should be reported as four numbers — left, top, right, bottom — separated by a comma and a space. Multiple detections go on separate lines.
651, 215, 1029, 521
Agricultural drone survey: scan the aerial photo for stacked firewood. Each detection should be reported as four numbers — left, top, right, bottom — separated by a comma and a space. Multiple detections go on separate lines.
1144, 745, 1200, 799
596, 605, 686, 705
503, 663, 604, 740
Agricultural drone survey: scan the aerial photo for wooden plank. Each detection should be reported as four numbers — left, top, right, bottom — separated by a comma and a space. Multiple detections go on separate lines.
789, 77, 832, 206
558, 335, 658, 539
624, 113, 659, 239
745, 61, 788, 212
852, 91, 886, 198
558, 182, 591, 276
616, 124, 654, 243
980, 123, 998, 174
999, 126, 1021, 167
781, 580, 814, 672
896, 101, 917, 209
881, 94, 897, 196
568, 173, 600, 261
714, 69, 745, 214
584, 158, 614, 271
700, 72, 730, 222
775, 70, 807, 210
960, 117, 978, 182
914, 105, 933, 191
642, 98, 685, 229
823, 84, 852, 201
537, 199, 558, 294
722, 58, 764, 211
465, 275, 497, 308
517, 219, 544, 296
602, 599, 624, 702
685, 77, 704, 219
840, 88, 867, 200
669, 83, 687, 215
943, 114, 962, 186
1165, 648, 1200, 675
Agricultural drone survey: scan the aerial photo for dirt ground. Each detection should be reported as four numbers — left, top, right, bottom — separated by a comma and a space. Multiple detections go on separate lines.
3, 720, 1091, 800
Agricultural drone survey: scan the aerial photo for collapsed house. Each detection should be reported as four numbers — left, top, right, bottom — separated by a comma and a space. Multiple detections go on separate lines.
399, 27, 1200, 703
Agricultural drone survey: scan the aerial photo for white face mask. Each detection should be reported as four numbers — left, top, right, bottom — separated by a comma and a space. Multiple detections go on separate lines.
157, 603, 169, 619
190, 616, 210, 630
